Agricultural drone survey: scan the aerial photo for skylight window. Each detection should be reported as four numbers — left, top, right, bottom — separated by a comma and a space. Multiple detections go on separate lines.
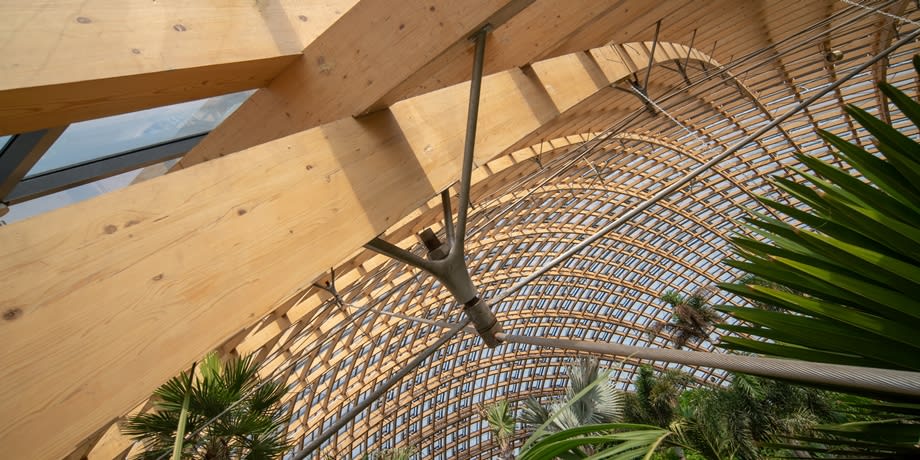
26, 90, 253, 177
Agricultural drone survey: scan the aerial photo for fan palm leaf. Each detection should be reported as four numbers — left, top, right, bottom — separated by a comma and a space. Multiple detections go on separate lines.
520, 358, 623, 434
123, 352, 291, 459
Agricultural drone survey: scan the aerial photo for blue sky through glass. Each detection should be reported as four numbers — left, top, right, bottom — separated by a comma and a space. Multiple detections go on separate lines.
26, 90, 253, 177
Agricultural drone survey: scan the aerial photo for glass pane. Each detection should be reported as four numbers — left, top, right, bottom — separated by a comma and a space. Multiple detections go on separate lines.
1, 159, 175, 226
26, 90, 253, 177
0, 135, 10, 151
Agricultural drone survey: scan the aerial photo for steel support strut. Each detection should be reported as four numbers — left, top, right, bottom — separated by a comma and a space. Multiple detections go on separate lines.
364, 26, 503, 347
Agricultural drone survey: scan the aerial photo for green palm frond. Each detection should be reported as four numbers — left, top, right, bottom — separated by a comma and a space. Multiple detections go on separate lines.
521, 358, 623, 435
517, 423, 672, 460
623, 365, 690, 430
482, 399, 516, 459
715, 55, 920, 456
520, 397, 553, 428
123, 352, 291, 459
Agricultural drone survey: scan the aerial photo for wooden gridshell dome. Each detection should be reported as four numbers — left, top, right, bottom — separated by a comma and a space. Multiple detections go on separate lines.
0, 1, 918, 459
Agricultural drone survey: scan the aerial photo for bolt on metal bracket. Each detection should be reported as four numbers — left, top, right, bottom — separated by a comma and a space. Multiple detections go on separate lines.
364, 26, 503, 347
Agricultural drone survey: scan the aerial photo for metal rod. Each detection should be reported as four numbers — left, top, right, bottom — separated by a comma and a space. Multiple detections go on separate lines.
642, 20, 661, 91
364, 237, 435, 273
454, 27, 489, 254
441, 190, 455, 250
498, 333, 920, 397
338, 309, 920, 397
490, 24, 920, 305
683, 28, 697, 71
341, 302, 476, 334
291, 318, 471, 460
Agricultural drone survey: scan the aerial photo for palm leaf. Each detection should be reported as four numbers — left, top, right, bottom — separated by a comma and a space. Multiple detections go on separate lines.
715, 54, 920, 456
518, 423, 671, 460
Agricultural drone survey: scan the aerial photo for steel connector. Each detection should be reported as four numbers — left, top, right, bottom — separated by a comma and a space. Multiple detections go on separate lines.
463, 297, 503, 348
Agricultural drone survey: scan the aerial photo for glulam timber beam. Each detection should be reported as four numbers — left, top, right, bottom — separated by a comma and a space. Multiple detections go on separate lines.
0, 41, 702, 460
0, 1, 355, 135
173, 0, 536, 170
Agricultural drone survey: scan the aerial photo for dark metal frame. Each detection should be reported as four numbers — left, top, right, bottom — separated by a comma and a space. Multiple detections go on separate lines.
0, 128, 67, 202
3, 132, 206, 205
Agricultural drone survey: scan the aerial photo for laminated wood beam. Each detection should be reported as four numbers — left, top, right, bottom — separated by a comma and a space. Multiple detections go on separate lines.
0, 42, 700, 459
0, 1, 355, 134
174, 0, 534, 170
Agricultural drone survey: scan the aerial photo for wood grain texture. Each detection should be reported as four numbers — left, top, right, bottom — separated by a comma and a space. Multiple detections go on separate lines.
0, 45, 630, 460
0, 1, 356, 134
175, 0, 525, 169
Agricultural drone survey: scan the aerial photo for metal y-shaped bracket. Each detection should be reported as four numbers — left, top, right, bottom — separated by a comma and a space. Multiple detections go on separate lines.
312, 267, 344, 306
313, 268, 377, 338
363, 26, 503, 347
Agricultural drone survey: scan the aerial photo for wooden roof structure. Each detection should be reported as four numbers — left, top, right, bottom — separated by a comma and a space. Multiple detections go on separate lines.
0, 1, 918, 458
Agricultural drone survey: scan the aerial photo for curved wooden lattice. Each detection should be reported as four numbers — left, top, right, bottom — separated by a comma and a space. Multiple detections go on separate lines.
2, 1, 918, 459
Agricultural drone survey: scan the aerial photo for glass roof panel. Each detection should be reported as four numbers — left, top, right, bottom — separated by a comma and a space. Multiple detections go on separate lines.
1, 158, 177, 225
26, 90, 253, 177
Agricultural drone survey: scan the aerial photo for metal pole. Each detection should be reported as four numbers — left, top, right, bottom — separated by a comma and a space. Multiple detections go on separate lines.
491, 24, 920, 305
441, 190, 455, 250
497, 333, 920, 398
328, 309, 920, 397
291, 318, 471, 460
454, 27, 489, 254
364, 27, 502, 346
642, 20, 661, 91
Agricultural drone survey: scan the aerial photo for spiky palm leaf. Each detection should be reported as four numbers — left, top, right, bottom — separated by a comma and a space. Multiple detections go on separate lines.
367, 447, 415, 460
482, 400, 516, 460
123, 353, 291, 459
715, 56, 920, 456
623, 365, 691, 429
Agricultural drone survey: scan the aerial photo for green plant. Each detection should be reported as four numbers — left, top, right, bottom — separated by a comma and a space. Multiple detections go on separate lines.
519, 358, 623, 433
649, 287, 720, 348
623, 365, 692, 429
715, 56, 920, 455
519, 362, 674, 460
623, 366, 692, 460
481, 399, 516, 460
518, 423, 674, 460
674, 373, 845, 460
363, 446, 416, 460
122, 352, 290, 460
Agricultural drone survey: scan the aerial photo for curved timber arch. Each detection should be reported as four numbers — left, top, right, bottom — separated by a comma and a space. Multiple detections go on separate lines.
0, 39, 729, 459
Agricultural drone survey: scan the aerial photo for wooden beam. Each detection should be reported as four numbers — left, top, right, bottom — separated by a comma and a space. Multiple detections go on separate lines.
85, 417, 139, 460
0, 1, 356, 134
0, 41, 697, 459
361, 0, 629, 113
0, 51, 560, 460
174, 0, 533, 169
